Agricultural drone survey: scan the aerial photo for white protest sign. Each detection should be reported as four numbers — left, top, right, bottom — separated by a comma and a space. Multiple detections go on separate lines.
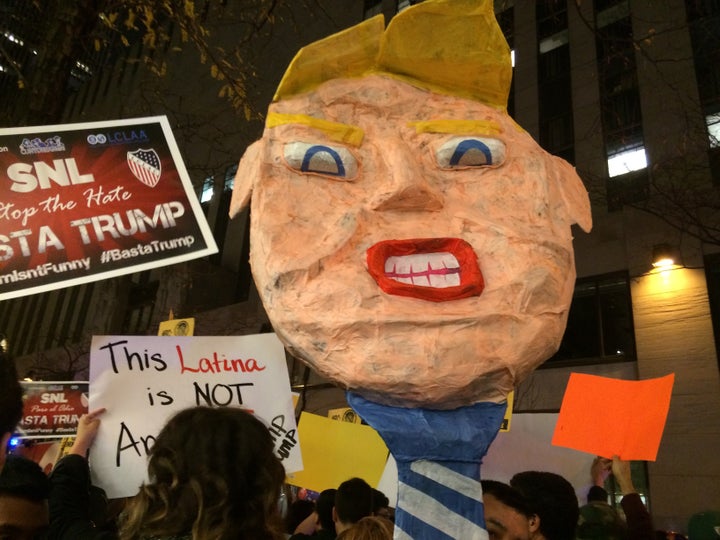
88, 334, 301, 499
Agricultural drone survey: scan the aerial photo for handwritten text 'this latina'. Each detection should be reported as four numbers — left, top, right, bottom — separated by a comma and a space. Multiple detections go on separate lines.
97, 339, 267, 375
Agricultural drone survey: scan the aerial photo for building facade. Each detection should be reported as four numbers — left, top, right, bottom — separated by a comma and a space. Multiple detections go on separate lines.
502, 0, 720, 530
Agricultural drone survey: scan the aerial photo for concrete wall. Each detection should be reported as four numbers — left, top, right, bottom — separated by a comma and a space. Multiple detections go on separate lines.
632, 268, 720, 530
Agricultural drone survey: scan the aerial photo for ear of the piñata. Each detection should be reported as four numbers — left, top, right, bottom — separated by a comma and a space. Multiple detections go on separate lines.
229, 140, 263, 219
551, 156, 593, 233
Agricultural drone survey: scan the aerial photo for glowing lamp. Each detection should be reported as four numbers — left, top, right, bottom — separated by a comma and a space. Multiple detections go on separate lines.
652, 243, 676, 269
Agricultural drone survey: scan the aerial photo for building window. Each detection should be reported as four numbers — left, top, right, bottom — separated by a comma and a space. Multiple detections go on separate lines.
703, 252, 720, 371
536, 0, 568, 40
687, 3, 720, 184
202, 163, 238, 265
544, 272, 636, 366
688, 6, 720, 131
200, 175, 214, 203
596, 0, 630, 29
707, 113, 720, 148
539, 30, 568, 54
397, 0, 419, 12
710, 146, 720, 185
595, 4, 648, 209
122, 273, 159, 335
496, 6, 515, 117
537, 1, 574, 162
607, 145, 647, 178
224, 163, 237, 191
364, 0, 383, 17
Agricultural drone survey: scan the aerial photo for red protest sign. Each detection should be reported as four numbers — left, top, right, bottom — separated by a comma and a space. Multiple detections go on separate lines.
0, 116, 217, 300
18, 381, 89, 439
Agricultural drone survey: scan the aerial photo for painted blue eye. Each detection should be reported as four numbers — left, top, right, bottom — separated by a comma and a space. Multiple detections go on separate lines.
437, 137, 506, 168
284, 142, 358, 180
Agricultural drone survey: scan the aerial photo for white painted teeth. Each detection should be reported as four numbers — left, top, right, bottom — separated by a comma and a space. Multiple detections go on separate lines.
384, 252, 461, 288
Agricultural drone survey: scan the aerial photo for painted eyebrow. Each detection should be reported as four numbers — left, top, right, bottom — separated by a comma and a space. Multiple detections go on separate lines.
266, 112, 364, 147
408, 119, 503, 136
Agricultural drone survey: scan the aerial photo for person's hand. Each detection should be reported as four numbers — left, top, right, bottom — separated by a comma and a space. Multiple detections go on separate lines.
591, 456, 612, 487
69, 408, 106, 458
611, 455, 636, 495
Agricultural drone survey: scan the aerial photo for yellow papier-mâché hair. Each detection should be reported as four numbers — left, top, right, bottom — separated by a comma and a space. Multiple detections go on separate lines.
273, 0, 511, 111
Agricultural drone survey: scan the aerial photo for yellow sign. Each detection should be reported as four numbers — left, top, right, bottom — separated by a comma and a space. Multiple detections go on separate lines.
328, 407, 362, 424
158, 317, 195, 336
500, 391, 514, 432
287, 412, 388, 493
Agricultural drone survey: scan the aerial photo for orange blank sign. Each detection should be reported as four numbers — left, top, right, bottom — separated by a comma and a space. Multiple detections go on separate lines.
552, 373, 674, 461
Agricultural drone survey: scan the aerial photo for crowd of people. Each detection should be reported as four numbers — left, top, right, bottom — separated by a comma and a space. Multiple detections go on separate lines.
0, 352, 715, 540
285, 478, 393, 540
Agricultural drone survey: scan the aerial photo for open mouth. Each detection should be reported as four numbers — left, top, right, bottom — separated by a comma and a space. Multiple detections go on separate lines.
366, 238, 484, 302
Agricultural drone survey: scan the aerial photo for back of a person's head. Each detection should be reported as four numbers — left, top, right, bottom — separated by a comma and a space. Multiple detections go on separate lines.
317, 488, 338, 532
371, 488, 389, 514
336, 515, 394, 540
335, 477, 374, 525
577, 500, 626, 540
510, 470, 579, 540
285, 498, 315, 534
0, 454, 50, 502
372, 487, 393, 522
587, 485, 608, 503
0, 455, 50, 539
0, 352, 22, 440
481, 479, 531, 517
120, 406, 285, 540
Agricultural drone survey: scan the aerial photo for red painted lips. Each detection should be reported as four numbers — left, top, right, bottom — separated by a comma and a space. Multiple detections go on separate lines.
366, 238, 484, 302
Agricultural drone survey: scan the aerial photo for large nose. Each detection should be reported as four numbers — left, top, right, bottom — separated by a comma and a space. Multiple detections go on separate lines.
370, 143, 444, 212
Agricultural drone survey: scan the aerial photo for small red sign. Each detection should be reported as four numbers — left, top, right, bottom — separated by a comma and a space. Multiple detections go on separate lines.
18, 381, 89, 439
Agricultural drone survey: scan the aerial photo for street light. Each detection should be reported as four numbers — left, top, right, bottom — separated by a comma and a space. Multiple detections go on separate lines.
651, 243, 678, 270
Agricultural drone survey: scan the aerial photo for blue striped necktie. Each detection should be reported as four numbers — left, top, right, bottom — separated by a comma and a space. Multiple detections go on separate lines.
347, 392, 506, 540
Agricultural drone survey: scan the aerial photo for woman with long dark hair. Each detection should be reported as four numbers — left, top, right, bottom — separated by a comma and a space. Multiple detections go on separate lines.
119, 406, 286, 540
